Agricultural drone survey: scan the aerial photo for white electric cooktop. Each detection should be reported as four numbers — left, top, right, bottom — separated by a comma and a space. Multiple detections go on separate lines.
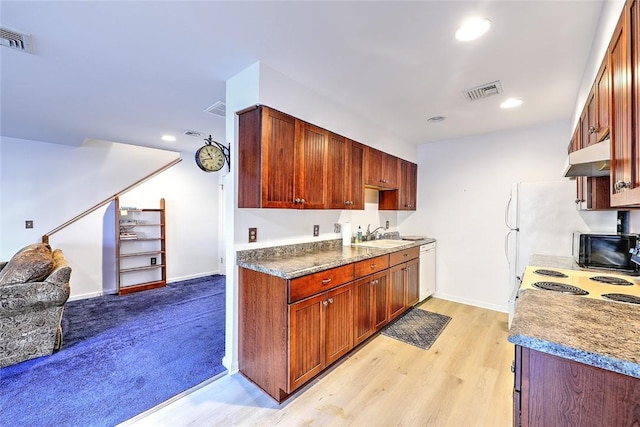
521, 265, 640, 304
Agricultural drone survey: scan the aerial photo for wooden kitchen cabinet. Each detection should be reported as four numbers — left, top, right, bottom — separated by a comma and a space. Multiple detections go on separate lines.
238, 106, 297, 208
580, 86, 598, 148
610, 1, 640, 206
388, 248, 420, 319
353, 270, 388, 345
289, 282, 353, 390
295, 121, 329, 208
327, 136, 365, 209
513, 345, 640, 427
365, 147, 398, 189
237, 105, 328, 209
372, 271, 391, 330
595, 55, 610, 142
379, 159, 418, 211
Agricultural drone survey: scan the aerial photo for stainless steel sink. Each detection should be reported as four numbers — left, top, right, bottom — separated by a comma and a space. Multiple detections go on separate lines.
354, 239, 410, 249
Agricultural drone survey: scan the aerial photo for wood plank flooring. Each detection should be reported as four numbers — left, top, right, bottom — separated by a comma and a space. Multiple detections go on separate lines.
122, 298, 514, 427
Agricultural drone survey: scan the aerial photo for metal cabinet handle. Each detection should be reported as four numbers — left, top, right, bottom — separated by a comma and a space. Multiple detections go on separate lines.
371, 279, 379, 285
323, 300, 328, 306
588, 126, 596, 134
328, 298, 334, 304
510, 360, 516, 373
370, 264, 376, 269
321, 278, 332, 285
615, 181, 631, 191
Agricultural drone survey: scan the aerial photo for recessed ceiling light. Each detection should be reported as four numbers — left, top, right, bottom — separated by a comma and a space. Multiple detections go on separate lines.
161, 135, 176, 142
427, 116, 446, 123
455, 18, 491, 42
500, 98, 524, 109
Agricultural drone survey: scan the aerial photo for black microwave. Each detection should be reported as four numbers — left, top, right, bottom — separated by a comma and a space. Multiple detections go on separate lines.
572, 232, 640, 273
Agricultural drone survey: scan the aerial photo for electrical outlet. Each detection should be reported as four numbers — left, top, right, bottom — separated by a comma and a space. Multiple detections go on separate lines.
385, 220, 390, 229
313, 225, 319, 236
334, 223, 341, 233
150, 257, 157, 265
249, 227, 257, 243
25, 220, 34, 229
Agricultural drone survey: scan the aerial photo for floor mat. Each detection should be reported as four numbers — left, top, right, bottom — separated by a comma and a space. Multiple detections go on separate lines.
382, 307, 451, 350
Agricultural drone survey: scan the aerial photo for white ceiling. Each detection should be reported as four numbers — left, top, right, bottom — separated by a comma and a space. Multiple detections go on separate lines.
1, 1, 604, 152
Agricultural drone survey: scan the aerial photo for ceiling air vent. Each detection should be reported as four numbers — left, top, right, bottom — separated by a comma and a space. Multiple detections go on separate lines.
0, 27, 33, 53
462, 80, 503, 102
204, 101, 226, 118
184, 130, 203, 137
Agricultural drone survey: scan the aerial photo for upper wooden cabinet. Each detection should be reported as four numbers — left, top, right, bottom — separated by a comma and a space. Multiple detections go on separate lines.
379, 159, 418, 210
610, 1, 640, 206
327, 136, 365, 209
295, 122, 329, 209
365, 147, 398, 189
238, 104, 416, 210
581, 87, 598, 148
238, 106, 328, 209
238, 106, 296, 208
595, 56, 610, 142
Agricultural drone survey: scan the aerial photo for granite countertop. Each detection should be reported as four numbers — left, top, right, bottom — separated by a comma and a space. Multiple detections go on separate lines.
236, 237, 435, 279
508, 289, 640, 378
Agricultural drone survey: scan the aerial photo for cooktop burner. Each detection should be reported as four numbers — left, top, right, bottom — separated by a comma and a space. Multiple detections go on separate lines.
531, 281, 589, 295
589, 276, 633, 286
533, 269, 569, 278
601, 293, 640, 305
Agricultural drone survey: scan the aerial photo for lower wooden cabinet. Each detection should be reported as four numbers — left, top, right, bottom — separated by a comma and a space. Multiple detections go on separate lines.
239, 248, 420, 403
513, 345, 640, 426
353, 271, 388, 346
289, 283, 353, 391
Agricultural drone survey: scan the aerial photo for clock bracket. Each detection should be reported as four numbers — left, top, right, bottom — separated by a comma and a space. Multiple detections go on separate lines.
204, 135, 231, 172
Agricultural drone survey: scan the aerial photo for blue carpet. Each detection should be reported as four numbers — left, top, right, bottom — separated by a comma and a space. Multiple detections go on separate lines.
0, 275, 226, 427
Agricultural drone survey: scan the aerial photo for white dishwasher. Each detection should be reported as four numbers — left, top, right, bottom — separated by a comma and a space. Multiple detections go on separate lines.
419, 241, 436, 301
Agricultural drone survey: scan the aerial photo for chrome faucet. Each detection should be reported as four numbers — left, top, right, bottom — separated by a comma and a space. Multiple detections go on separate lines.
365, 224, 386, 241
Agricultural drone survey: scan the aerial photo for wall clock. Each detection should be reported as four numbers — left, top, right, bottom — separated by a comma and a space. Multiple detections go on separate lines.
195, 135, 230, 172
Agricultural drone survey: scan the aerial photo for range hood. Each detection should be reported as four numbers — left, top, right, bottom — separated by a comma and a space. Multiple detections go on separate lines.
563, 137, 610, 177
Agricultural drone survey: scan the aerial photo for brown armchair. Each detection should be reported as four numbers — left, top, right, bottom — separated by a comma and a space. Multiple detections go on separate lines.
0, 243, 71, 368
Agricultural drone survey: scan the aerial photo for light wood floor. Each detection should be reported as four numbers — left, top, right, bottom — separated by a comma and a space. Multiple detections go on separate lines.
122, 298, 514, 427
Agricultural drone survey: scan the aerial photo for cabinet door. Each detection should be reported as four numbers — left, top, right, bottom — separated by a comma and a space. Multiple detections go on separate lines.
610, 4, 635, 206
288, 294, 325, 392
382, 153, 399, 189
325, 284, 353, 365
327, 133, 347, 209
296, 122, 329, 209
365, 147, 383, 187
346, 140, 365, 209
581, 88, 597, 147
353, 276, 374, 346
405, 258, 420, 307
372, 272, 390, 330
389, 264, 406, 320
595, 56, 610, 142
262, 107, 297, 208
400, 161, 417, 210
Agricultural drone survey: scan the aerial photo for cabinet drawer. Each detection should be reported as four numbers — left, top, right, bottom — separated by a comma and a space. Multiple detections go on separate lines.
289, 264, 354, 303
354, 255, 389, 278
389, 247, 419, 266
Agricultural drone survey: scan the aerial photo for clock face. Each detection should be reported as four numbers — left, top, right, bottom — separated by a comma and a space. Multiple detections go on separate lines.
195, 145, 225, 172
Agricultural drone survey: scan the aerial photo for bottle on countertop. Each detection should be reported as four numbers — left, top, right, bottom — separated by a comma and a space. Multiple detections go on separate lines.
357, 226, 363, 242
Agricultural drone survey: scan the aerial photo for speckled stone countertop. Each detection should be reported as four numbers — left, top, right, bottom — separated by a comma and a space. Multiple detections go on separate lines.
236, 237, 435, 279
508, 289, 640, 378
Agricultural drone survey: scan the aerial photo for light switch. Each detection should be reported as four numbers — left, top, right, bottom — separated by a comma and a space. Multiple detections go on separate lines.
313, 225, 319, 236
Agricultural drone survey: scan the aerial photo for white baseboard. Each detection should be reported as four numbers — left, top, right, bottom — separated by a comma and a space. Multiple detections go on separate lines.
222, 356, 239, 374
167, 270, 222, 283
433, 291, 508, 313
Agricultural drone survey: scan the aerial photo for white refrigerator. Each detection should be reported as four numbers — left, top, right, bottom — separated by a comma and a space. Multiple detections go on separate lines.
505, 180, 589, 326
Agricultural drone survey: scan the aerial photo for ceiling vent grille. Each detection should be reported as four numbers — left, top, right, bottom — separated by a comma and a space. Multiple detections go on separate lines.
462, 80, 503, 101
0, 27, 33, 53
184, 130, 203, 137
204, 101, 226, 118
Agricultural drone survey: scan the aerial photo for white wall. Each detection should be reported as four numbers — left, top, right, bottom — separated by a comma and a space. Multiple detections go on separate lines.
0, 136, 222, 299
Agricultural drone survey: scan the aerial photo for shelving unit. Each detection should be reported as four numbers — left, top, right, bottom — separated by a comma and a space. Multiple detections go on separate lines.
115, 197, 166, 295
